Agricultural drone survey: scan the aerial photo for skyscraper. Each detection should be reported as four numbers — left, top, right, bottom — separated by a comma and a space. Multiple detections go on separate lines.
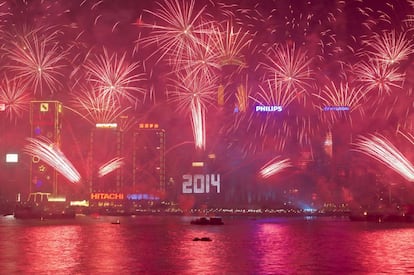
29, 101, 63, 195
132, 123, 165, 195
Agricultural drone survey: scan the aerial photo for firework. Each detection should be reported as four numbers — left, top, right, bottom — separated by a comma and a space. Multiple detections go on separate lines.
0, 75, 32, 122
364, 30, 414, 65
352, 60, 405, 95
98, 157, 125, 178
211, 20, 252, 68
4, 27, 67, 95
259, 157, 291, 179
168, 70, 218, 149
354, 134, 414, 182
190, 99, 206, 150
259, 43, 313, 92
23, 137, 81, 183
69, 87, 130, 125
251, 74, 298, 110
84, 48, 146, 106
138, 0, 208, 64
313, 81, 366, 124
168, 70, 218, 111
172, 27, 222, 81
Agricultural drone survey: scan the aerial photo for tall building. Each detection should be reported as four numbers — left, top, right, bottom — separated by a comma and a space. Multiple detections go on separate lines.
132, 123, 165, 195
29, 101, 63, 195
88, 124, 121, 193
87, 122, 165, 199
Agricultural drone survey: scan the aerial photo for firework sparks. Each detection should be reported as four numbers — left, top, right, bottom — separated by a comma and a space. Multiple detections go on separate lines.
23, 137, 81, 183
84, 48, 146, 106
0, 75, 32, 122
353, 60, 405, 95
313, 80, 366, 124
212, 20, 252, 68
190, 99, 206, 150
98, 157, 125, 178
259, 43, 313, 92
365, 30, 414, 65
138, 0, 207, 64
354, 134, 414, 182
70, 87, 130, 125
251, 74, 298, 109
4, 28, 67, 95
168, 70, 217, 149
259, 157, 291, 179
172, 28, 222, 80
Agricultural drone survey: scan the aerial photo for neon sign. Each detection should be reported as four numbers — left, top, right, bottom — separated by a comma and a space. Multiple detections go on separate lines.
96, 123, 117, 128
323, 106, 350, 111
182, 174, 221, 194
126, 194, 160, 200
255, 105, 283, 112
90, 193, 124, 200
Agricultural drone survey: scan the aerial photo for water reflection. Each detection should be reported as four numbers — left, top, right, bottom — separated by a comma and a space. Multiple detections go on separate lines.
83, 221, 134, 274
1, 216, 414, 274
177, 226, 226, 274
255, 222, 290, 273
359, 228, 414, 273
20, 225, 82, 274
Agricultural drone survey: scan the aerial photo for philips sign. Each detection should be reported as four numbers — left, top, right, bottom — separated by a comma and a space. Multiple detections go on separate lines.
182, 174, 221, 194
255, 105, 283, 112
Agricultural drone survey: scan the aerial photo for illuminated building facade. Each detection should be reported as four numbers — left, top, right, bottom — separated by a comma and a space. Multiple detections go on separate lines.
132, 123, 165, 194
86, 123, 165, 212
88, 125, 121, 193
29, 101, 63, 195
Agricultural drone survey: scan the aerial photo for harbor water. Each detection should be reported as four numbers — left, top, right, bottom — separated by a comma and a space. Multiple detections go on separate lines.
1, 215, 414, 274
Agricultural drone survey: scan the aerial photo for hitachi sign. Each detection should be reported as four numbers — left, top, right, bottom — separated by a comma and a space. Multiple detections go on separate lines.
90, 193, 124, 200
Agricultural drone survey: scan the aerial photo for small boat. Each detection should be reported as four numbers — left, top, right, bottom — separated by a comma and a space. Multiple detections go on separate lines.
193, 237, 212, 242
190, 216, 224, 225
111, 219, 121, 224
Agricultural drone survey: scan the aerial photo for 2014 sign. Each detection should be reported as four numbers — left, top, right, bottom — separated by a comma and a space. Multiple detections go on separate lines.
182, 174, 221, 194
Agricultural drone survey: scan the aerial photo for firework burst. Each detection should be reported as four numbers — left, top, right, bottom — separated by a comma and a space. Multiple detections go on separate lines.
138, 0, 208, 64
3, 27, 67, 95
364, 30, 414, 65
352, 60, 405, 95
354, 134, 414, 182
259, 43, 313, 92
0, 75, 32, 122
69, 87, 130, 125
168, 70, 218, 149
211, 20, 252, 68
98, 157, 125, 178
259, 157, 291, 179
84, 48, 146, 106
23, 137, 81, 183
313, 81, 366, 124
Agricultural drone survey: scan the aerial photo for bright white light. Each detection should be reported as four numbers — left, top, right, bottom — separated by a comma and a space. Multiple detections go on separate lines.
6, 153, 18, 163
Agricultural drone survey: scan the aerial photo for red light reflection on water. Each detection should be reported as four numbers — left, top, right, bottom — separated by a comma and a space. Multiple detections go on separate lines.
21, 225, 82, 274
176, 228, 226, 274
358, 228, 414, 273
254, 223, 292, 272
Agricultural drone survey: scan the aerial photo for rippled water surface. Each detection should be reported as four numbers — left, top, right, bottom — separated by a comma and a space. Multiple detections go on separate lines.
1, 215, 414, 274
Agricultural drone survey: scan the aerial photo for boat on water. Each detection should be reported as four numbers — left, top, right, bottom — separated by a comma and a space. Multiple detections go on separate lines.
14, 192, 75, 220
190, 216, 224, 225
193, 237, 212, 241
